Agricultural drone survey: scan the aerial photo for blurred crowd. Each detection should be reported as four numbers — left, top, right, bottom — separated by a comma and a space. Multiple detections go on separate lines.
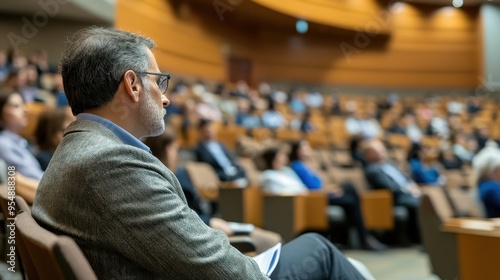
2, 46, 500, 225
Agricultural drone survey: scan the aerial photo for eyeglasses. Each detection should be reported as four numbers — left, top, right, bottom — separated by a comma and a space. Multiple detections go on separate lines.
136, 71, 171, 94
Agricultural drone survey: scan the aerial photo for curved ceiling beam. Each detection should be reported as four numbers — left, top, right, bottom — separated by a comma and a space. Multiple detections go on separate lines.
250, 0, 393, 35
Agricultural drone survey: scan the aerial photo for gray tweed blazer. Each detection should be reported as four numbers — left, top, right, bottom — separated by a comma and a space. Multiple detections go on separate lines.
32, 120, 267, 279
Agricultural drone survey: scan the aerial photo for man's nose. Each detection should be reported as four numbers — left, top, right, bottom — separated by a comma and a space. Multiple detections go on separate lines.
162, 95, 170, 107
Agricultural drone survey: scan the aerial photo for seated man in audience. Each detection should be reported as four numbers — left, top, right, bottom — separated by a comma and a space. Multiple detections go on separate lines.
32, 27, 364, 279
362, 139, 421, 243
195, 119, 248, 187
145, 129, 281, 254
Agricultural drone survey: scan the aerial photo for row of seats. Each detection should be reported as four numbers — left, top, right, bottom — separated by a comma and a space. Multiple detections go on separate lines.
183, 158, 396, 243
0, 185, 97, 280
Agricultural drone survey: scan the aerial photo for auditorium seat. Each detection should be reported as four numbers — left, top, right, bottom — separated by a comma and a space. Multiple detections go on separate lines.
19, 103, 53, 142
184, 162, 220, 200
262, 192, 329, 242
15, 211, 98, 280
418, 187, 459, 280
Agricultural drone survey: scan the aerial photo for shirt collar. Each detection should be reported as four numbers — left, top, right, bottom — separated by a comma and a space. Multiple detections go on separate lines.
76, 113, 151, 153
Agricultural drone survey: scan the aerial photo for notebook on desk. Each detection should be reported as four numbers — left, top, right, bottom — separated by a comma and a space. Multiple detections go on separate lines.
228, 222, 255, 235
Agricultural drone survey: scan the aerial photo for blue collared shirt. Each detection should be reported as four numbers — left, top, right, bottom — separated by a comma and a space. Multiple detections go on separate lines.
0, 130, 44, 180
77, 113, 151, 153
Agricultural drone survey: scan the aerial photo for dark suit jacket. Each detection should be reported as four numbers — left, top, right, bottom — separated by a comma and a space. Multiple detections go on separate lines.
32, 120, 266, 279
175, 167, 211, 225
194, 142, 246, 182
364, 162, 413, 204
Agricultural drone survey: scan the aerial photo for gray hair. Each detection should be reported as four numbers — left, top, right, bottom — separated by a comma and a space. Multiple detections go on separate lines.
60, 27, 155, 115
473, 149, 500, 184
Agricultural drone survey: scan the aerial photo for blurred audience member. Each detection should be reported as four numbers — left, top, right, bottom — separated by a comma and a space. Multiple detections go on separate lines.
30, 49, 57, 75
473, 139, 500, 184
195, 119, 248, 187
0, 90, 43, 180
475, 150, 500, 218
428, 110, 449, 139
346, 111, 382, 140
262, 98, 286, 129
474, 126, 490, 151
259, 146, 308, 195
0, 90, 39, 203
403, 113, 423, 143
289, 90, 306, 114
7, 49, 27, 70
194, 94, 223, 122
407, 143, 443, 185
289, 140, 386, 251
452, 133, 475, 163
299, 111, 314, 133
439, 143, 463, 170
237, 104, 261, 129
145, 129, 281, 254
466, 97, 481, 115
53, 73, 68, 107
387, 117, 405, 135
0, 50, 8, 83
306, 91, 323, 108
231, 80, 250, 99
362, 139, 420, 243
447, 97, 464, 115
34, 109, 72, 170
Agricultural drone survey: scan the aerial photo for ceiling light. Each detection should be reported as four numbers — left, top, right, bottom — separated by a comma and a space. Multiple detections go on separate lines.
452, 0, 463, 8
296, 20, 308, 34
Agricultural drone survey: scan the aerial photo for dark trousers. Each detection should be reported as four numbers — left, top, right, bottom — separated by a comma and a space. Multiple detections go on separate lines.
328, 183, 369, 247
270, 233, 364, 280
395, 193, 421, 243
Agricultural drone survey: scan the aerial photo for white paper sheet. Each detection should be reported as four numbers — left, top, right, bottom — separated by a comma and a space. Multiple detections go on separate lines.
252, 242, 282, 276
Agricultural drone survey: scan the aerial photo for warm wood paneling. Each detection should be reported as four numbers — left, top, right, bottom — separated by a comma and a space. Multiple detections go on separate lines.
116, 0, 480, 88
251, 0, 391, 34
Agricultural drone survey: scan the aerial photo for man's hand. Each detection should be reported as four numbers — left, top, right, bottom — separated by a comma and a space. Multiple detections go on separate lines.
209, 218, 234, 236
408, 183, 421, 198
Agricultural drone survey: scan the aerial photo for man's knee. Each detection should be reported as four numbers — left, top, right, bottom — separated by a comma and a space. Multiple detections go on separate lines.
296, 233, 335, 258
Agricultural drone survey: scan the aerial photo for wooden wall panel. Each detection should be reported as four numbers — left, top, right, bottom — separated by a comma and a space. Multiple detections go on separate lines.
116, 0, 480, 88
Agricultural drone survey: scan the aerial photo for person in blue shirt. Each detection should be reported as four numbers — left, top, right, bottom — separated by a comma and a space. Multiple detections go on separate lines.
407, 143, 443, 185
289, 140, 386, 251
0, 90, 42, 203
477, 153, 500, 218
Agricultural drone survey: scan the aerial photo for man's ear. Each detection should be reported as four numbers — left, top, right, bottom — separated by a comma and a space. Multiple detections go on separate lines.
122, 70, 141, 103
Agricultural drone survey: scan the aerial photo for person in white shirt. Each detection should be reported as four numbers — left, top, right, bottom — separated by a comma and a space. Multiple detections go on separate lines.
259, 146, 308, 195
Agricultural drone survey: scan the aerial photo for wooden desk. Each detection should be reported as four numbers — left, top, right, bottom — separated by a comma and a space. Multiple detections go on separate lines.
219, 187, 263, 228
443, 218, 500, 280
263, 192, 328, 242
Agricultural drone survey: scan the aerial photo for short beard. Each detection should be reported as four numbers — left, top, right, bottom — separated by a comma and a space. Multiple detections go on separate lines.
139, 79, 165, 137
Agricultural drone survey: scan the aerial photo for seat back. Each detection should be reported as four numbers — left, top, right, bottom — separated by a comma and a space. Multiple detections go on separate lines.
238, 157, 261, 186
0, 185, 39, 279
185, 162, 220, 200
418, 187, 459, 280
444, 170, 467, 190
15, 196, 31, 214
52, 236, 99, 280
446, 188, 485, 218
16, 211, 97, 280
